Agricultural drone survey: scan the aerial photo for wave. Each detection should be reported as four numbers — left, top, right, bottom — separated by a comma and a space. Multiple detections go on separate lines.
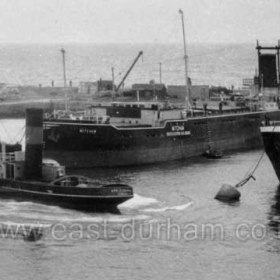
0, 194, 191, 224
51, 214, 150, 223
119, 193, 159, 209
0, 200, 63, 211
101, 214, 150, 223
141, 201, 194, 213
2, 209, 151, 224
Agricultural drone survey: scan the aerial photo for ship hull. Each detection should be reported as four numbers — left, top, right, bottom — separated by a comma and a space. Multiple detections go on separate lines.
0, 179, 133, 212
44, 110, 280, 168
261, 126, 280, 181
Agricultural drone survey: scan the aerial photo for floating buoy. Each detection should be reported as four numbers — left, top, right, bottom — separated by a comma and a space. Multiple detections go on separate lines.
215, 184, 241, 202
215, 151, 265, 202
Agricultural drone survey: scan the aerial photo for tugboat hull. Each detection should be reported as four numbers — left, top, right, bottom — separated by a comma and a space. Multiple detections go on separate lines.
0, 179, 133, 212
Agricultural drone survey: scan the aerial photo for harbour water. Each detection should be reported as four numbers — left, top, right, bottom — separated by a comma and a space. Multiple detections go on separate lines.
0, 43, 256, 88
0, 119, 280, 279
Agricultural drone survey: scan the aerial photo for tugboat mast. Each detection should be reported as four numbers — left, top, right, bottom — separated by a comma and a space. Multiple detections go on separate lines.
179, 9, 190, 111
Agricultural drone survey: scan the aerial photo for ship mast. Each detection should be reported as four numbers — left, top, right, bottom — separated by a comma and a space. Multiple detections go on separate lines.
61, 48, 67, 87
159, 62, 162, 84
111, 67, 115, 98
60, 48, 68, 111
179, 9, 190, 111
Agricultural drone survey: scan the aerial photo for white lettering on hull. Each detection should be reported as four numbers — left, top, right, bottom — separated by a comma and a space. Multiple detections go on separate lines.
166, 131, 191, 137
79, 128, 97, 134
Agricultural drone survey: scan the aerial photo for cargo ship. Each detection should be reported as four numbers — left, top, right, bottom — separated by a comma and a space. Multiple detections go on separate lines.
43, 38, 280, 168
260, 120, 280, 181
43, 104, 280, 168
0, 109, 133, 212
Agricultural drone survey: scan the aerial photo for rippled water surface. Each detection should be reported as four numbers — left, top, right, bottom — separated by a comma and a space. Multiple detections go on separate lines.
0, 118, 280, 280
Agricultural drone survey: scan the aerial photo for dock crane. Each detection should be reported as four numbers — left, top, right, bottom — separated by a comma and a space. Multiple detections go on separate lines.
116, 51, 143, 92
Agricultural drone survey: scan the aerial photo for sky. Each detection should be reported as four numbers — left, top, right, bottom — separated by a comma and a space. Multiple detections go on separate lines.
0, 0, 279, 44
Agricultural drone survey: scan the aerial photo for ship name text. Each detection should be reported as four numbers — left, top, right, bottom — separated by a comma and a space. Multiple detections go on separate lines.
79, 128, 97, 134
166, 124, 191, 136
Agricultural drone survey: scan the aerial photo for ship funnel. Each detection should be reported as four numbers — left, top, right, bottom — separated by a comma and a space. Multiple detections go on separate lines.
25, 108, 43, 180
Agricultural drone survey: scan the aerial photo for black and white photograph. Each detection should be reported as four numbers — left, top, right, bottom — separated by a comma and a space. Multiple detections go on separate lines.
0, 0, 279, 279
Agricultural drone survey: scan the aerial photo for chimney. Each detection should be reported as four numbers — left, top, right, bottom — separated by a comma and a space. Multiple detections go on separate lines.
25, 108, 43, 180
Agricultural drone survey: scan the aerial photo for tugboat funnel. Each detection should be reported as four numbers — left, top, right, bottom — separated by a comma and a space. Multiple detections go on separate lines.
25, 108, 43, 180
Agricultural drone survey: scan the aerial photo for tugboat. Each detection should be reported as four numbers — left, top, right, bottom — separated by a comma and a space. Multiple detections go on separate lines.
0, 109, 133, 212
